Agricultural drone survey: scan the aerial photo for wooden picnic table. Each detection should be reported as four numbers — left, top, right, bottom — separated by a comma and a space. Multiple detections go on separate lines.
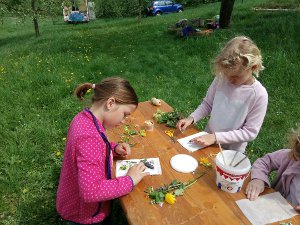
107, 100, 300, 225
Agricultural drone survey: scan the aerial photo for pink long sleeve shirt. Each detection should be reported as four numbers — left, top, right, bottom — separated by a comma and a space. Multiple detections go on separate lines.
251, 149, 300, 206
190, 77, 268, 152
56, 110, 133, 224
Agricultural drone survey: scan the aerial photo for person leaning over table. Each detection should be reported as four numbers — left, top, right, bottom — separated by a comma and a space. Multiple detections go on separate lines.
246, 125, 300, 213
56, 77, 150, 225
177, 36, 268, 152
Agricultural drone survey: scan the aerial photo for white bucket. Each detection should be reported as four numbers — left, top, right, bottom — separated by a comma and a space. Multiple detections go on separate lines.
215, 150, 251, 193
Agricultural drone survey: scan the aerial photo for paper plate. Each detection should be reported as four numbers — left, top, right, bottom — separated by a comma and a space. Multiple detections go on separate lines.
170, 154, 198, 173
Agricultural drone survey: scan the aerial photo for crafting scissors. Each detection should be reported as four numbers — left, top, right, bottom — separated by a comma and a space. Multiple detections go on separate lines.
165, 130, 176, 143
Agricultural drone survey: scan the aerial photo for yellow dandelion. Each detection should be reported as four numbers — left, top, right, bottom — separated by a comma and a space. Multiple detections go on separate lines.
56, 150, 61, 157
199, 157, 209, 164
165, 193, 176, 204
199, 157, 212, 168
62, 137, 66, 141
22, 188, 29, 194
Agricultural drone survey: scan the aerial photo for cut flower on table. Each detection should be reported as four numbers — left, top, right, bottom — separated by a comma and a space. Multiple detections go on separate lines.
145, 169, 210, 206
199, 157, 212, 168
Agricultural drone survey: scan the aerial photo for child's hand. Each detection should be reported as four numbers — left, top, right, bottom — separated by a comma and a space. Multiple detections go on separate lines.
189, 133, 216, 147
115, 143, 131, 157
127, 162, 149, 185
177, 116, 194, 132
294, 205, 300, 213
245, 179, 265, 201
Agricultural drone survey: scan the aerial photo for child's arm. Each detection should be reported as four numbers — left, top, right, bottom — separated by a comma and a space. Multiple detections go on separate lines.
245, 150, 286, 201
251, 149, 284, 186
77, 136, 135, 203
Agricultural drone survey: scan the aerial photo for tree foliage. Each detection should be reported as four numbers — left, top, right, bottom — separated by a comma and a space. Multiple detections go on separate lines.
0, 0, 61, 37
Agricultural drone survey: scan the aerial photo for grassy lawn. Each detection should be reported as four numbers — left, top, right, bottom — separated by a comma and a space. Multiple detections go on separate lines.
0, 0, 299, 224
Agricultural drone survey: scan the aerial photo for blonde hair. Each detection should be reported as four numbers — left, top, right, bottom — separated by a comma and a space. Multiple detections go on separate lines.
214, 36, 264, 77
74, 77, 138, 106
288, 125, 300, 160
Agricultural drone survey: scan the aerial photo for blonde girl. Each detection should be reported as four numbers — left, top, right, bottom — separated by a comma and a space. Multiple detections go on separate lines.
177, 36, 268, 152
246, 126, 300, 213
57, 77, 149, 224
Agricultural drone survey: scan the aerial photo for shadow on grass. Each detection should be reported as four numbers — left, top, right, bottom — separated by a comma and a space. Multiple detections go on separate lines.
0, 33, 34, 48
18, 195, 66, 225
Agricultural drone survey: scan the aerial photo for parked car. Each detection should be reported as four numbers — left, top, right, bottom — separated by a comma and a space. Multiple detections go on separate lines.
146, 0, 183, 16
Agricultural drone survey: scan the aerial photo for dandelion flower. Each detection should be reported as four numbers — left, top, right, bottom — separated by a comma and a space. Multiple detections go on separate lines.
165, 193, 176, 204
199, 157, 209, 164
199, 157, 212, 168
56, 150, 61, 157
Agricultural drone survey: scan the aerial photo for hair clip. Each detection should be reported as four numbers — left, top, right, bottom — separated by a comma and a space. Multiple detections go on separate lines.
92, 84, 96, 89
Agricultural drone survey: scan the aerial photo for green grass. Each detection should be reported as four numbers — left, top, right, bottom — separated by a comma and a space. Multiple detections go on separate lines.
0, 0, 299, 224
255, 0, 300, 9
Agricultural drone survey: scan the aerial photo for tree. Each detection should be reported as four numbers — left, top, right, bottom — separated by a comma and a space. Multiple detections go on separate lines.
0, 0, 61, 37
219, 0, 235, 28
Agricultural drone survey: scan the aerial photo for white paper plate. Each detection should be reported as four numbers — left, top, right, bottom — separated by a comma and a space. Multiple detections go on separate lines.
170, 154, 198, 173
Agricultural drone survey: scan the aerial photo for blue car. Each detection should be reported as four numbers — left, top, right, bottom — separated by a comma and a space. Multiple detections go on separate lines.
146, 0, 184, 16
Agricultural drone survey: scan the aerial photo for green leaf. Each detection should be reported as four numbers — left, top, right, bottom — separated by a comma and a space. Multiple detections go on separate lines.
174, 188, 185, 196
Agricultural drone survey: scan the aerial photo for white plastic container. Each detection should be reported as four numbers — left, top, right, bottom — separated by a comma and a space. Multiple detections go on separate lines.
215, 150, 251, 193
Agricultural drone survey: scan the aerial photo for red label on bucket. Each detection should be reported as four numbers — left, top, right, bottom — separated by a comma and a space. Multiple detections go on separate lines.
216, 166, 248, 181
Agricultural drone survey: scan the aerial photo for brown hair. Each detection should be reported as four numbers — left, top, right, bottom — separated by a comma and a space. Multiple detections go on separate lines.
74, 77, 138, 106
214, 36, 264, 77
287, 126, 300, 160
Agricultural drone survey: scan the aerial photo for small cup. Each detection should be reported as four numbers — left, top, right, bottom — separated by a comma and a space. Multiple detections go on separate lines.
144, 120, 154, 131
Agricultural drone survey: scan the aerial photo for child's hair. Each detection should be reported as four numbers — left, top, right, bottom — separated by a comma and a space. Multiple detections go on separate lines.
74, 77, 138, 106
288, 125, 300, 160
213, 36, 264, 77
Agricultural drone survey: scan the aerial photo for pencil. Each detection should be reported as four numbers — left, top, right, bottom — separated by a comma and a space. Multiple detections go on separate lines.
218, 143, 227, 166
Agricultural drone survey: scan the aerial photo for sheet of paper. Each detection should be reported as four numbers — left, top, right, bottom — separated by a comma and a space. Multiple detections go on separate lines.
177, 131, 208, 152
116, 158, 162, 177
236, 192, 298, 225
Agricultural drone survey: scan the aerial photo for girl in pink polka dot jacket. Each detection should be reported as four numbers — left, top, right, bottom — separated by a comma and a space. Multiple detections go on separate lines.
56, 77, 149, 224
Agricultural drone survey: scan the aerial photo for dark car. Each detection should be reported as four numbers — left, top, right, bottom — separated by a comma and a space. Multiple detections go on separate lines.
146, 0, 183, 16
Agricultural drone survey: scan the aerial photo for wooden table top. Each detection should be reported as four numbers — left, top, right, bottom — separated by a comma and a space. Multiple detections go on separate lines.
107, 100, 300, 225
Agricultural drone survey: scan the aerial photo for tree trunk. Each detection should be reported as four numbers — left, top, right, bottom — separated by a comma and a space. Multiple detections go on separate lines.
31, 0, 40, 37
219, 0, 235, 28
33, 17, 40, 37
138, 0, 142, 24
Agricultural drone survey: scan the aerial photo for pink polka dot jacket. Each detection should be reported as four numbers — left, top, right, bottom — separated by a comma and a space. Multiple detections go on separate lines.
56, 110, 133, 224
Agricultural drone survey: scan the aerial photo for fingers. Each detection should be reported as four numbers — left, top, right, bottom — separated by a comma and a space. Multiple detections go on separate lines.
177, 118, 192, 132
245, 180, 264, 201
189, 137, 205, 147
122, 144, 131, 156
116, 143, 131, 156
294, 205, 300, 213
177, 120, 185, 132
137, 162, 147, 171
249, 188, 259, 201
